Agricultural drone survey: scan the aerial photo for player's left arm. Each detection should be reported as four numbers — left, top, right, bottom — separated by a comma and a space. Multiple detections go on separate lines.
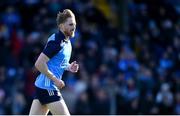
65, 61, 79, 73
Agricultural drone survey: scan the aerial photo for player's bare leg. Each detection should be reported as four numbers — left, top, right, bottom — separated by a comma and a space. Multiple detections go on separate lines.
29, 99, 49, 115
46, 99, 70, 115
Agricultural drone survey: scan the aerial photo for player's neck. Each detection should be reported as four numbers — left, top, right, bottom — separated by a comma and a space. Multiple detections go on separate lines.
59, 29, 69, 40
64, 37, 69, 42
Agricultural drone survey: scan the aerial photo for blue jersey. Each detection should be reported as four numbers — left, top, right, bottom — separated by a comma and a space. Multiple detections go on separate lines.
35, 31, 72, 91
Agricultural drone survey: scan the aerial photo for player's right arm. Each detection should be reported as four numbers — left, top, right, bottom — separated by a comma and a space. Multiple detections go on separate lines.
35, 53, 65, 89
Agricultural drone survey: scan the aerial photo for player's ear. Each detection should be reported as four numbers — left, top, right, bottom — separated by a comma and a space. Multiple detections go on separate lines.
59, 24, 64, 30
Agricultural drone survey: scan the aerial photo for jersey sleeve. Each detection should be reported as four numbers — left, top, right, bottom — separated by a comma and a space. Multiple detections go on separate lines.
42, 40, 62, 59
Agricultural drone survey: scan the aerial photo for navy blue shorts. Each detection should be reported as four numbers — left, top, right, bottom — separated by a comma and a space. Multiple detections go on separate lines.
34, 87, 62, 105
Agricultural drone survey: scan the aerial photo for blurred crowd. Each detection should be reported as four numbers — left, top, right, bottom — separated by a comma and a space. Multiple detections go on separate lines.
0, 0, 180, 115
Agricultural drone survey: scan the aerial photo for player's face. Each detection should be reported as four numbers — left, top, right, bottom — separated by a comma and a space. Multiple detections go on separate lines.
63, 17, 76, 38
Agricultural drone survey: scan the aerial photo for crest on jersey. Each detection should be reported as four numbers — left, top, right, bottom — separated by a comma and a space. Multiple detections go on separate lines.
60, 40, 65, 47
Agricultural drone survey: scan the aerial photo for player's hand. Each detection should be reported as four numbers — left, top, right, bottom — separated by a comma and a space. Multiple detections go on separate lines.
68, 61, 79, 73
53, 78, 65, 89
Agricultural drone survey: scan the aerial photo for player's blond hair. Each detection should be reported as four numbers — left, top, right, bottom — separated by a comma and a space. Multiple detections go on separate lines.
56, 9, 75, 26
